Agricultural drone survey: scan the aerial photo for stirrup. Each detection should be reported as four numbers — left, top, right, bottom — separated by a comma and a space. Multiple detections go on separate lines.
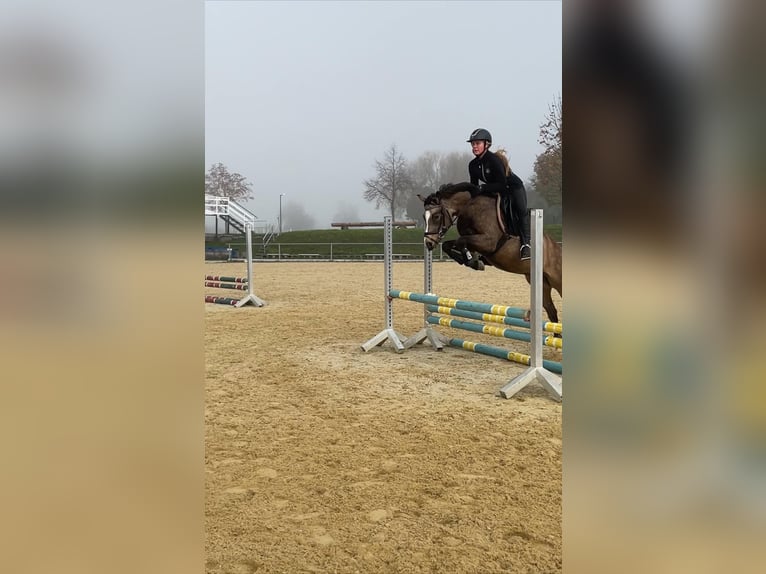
520, 243, 531, 261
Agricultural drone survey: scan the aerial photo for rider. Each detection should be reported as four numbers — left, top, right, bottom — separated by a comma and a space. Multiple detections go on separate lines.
467, 128, 531, 261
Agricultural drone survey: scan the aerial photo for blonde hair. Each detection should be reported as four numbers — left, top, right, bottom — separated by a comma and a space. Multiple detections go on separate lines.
495, 148, 512, 176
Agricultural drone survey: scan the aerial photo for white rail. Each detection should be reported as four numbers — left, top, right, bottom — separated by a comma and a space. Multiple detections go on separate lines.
204, 194, 257, 226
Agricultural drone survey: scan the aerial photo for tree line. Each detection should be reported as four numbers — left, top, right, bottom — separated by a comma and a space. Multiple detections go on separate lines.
205, 95, 562, 229
364, 95, 562, 224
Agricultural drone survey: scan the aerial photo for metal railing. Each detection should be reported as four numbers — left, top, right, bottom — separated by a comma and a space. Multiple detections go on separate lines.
204, 194, 257, 226
221, 241, 446, 261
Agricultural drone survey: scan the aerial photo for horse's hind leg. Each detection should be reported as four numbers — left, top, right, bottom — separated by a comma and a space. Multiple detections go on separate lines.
542, 276, 560, 325
524, 273, 559, 324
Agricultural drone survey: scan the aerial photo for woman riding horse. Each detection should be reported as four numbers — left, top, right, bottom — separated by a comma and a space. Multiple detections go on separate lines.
466, 128, 531, 265
418, 183, 563, 323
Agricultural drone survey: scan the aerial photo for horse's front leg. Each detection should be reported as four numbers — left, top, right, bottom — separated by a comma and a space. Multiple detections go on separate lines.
452, 234, 501, 271
442, 239, 469, 265
442, 238, 486, 270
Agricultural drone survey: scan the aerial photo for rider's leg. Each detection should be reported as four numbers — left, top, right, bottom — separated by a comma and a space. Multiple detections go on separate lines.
517, 209, 531, 260
508, 184, 531, 260
502, 194, 514, 236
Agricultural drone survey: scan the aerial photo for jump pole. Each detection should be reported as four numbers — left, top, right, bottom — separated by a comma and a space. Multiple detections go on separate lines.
361, 217, 407, 352
499, 210, 562, 400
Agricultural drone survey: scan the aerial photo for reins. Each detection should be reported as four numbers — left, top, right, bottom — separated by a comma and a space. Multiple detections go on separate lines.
422, 204, 457, 241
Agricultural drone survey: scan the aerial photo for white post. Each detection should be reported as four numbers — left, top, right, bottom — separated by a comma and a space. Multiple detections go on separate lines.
402, 243, 447, 350
361, 217, 406, 352
235, 222, 266, 307
499, 210, 562, 400
246, 223, 253, 296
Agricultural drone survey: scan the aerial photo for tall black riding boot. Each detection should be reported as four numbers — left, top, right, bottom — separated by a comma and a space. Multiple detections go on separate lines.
508, 177, 531, 259
518, 209, 531, 260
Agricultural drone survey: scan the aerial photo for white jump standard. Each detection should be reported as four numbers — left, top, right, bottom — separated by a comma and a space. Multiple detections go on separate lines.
362, 211, 562, 401
498, 210, 562, 400
360, 217, 408, 352
204, 194, 266, 307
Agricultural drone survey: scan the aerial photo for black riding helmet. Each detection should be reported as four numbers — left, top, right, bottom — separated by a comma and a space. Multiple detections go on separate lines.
466, 128, 492, 145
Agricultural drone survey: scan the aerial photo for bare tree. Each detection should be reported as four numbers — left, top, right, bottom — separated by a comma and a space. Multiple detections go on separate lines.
362, 144, 414, 220
282, 201, 316, 231
439, 151, 474, 184
332, 202, 360, 223
404, 150, 473, 221
409, 151, 442, 191
205, 162, 254, 201
531, 94, 562, 207
409, 150, 473, 189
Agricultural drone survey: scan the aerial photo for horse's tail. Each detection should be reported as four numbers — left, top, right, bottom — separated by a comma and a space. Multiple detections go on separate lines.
495, 148, 512, 176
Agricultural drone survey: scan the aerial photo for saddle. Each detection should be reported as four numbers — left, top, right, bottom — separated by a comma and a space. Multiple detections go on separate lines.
474, 189, 511, 236
494, 194, 519, 238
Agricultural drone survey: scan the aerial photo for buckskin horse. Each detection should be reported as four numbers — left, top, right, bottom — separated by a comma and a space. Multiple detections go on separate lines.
418, 182, 563, 323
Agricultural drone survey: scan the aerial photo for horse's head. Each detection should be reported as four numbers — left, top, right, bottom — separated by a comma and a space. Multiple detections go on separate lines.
418, 190, 455, 251
417, 182, 478, 250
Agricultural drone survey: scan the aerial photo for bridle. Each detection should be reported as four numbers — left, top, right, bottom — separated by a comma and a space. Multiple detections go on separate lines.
423, 202, 457, 243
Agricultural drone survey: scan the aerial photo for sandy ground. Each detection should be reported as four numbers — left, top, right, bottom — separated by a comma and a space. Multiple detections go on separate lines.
205, 260, 563, 573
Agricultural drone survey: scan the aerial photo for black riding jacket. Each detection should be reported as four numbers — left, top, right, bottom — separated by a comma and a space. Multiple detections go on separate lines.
468, 150, 508, 195
506, 171, 525, 195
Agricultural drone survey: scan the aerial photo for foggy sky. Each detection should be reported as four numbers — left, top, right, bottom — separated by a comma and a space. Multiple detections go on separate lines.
205, 1, 562, 228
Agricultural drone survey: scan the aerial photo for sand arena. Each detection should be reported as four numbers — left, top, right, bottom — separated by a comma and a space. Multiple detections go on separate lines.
205, 260, 562, 573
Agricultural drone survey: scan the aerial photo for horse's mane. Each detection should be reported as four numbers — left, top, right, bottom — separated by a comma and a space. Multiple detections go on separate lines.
436, 181, 479, 198
495, 148, 512, 176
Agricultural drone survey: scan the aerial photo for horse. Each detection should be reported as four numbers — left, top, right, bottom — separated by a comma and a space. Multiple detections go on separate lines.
418, 182, 563, 323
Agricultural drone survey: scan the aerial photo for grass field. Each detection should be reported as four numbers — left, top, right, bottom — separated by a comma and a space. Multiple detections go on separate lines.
206, 224, 562, 259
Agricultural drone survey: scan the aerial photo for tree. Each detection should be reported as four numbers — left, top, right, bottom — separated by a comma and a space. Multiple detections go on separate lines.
438, 151, 473, 184
409, 150, 473, 189
282, 201, 316, 231
404, 150, 473, 222
205, 162, 254, 201
363, 144, 414, 220
332, 202, 360, 224
405, 151, 440, 224
409, 151, 442, 191
531, 94, 562, 207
